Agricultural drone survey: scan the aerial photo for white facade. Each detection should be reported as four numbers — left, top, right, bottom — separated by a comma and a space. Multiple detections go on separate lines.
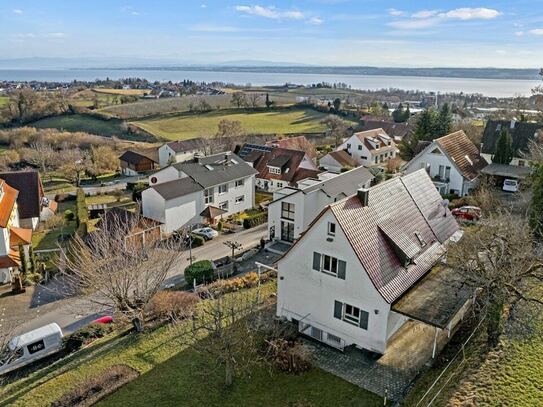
148, 166, 180, 186
121, 167, 138, 176
158, 144, 203, 168
277, 210, 406, 353
0, 202, 21, 284
339, 133, 398, 167
319, 154, 346, 173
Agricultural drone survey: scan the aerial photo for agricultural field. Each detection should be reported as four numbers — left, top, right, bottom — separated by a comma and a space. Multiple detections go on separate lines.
93, 88, 151, 96
67, 89, 119, 108
130, 107, 332, 140
0, 95, 9, 106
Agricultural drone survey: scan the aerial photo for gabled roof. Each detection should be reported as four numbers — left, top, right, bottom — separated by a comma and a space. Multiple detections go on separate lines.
481, 120, 542, 157
119, 150, 157, 165
150, 177, 203, 200
0, 171, 43, 219
302, 166, 374, 197
0, 181, 18, 228
359, 120, 412, 141
324, 150, 357, 168
283, 170, 458, 304
173, 152, 257, 188
353, 128, 396, 152
266, 136, 317, 159
165, 138, 205, 153
435, 131, 487, 180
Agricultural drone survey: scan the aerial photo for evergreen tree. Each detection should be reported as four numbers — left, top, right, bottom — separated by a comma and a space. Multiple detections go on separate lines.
403, 103, 411, 122
436, 103, 452, 137
398, 133, 419, 161
492, 129, 514, 164
413, 108, 438, 141
392, 103, 405, 123
265, 93, 273, 108
530, 164, 543, 238
333, 98, 341, 111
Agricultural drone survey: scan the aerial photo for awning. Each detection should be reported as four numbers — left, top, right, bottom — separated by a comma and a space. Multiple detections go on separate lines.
480, 163, 532, 180
200, 205, 227, 219
10, 227, 32, 247
392, 265, 472, 329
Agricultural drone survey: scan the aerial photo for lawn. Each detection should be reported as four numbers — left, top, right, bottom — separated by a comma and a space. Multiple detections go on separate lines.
93, 88, 150, 96
130, 107, 331, 140
31, 200, 76, 250
0, 96, 9, 106
29, 114, 127, 137
0, 283, 382, 407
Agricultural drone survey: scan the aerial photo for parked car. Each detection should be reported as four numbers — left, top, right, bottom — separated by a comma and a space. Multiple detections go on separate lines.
0, 323, 63, 375
451, 206, 481, 222
92, 316, 114, 324
503, 179, 519, 193
192, 227, 219, 240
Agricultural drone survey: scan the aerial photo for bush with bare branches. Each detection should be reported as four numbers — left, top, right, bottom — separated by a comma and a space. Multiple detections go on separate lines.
148, 291, 199, 321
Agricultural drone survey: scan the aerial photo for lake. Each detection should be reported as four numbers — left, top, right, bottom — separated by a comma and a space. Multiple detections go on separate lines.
0, 69, 537, 98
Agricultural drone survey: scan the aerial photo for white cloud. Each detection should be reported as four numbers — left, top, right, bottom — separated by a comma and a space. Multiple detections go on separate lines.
388, 8, 404, 17
13, 33, 35, 39
529, 28, 543, 35
388, 7, 501, 30
13, 9, 23, 14
515, 31, 524, 37
131, 11, 139, 15
201, 4, 207, 8
308, 17, 323, 25
45, 32, 66, 38
235, 5, 304, 20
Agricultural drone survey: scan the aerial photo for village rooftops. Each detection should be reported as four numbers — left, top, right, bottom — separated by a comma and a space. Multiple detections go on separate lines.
266, 135, 317, 159
359, 120, 412, 141
354, 128, 396, 151
298, 166, 373, 198
481, 120, 542, 157
150, 177, 203, 200
119, 150, 158, 165
165, 138, 204, 153
325, 150, 357, 168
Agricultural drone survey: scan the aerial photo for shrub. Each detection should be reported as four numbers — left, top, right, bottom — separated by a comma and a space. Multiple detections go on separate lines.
64, 209, 75, 221
216, 221, 223, 232
184, 260, 214, 286
75, 188, 88, 236
206, 272, 260, 296
449, 197, 470, 209
190, 233, 205, 247
131, 182, 147, 201
63, 323, 113, 352
243, 211, 267, 229
266, 338, 312, 374
148, 291, 199, 321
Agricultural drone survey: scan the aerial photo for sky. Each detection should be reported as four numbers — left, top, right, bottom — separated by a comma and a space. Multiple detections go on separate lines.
1, 0, 543, 68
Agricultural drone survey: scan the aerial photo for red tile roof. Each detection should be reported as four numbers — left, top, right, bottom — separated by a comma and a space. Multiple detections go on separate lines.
266, 136, 317, 159
0, 181, 18, 228
354, 128, 397, 152
435, 131, 487, 181
326, 150, 357, 168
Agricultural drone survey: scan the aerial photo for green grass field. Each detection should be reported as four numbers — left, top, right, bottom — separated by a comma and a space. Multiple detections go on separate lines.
130, 107, 330, 140
0, 96, 9, 106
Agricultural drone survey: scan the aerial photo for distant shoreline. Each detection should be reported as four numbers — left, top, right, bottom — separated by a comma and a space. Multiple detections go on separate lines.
75, 66, 540, 81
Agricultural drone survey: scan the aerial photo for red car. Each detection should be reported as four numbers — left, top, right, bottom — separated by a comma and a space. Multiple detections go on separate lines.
451, 206, 481, 222
92, 316, 114, 324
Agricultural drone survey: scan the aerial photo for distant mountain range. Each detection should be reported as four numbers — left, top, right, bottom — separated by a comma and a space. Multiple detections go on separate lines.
0, 57, 539, 81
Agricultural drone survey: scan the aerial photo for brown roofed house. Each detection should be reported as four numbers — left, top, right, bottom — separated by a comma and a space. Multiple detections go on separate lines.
319, 150, 358, 173
119, 150, 158, 176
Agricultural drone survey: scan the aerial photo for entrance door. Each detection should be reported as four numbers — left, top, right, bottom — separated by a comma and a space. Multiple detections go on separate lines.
280, 221, 294, 242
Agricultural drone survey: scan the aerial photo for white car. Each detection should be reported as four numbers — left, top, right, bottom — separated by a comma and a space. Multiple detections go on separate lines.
192, 227, 219, 240
503, 179, 519, 193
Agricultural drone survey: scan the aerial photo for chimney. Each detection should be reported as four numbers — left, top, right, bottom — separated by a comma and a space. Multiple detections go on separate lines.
479, 143, 484, 156
224, 152, 230, 166
357, 188, 370, 207
194, 153, 201, 163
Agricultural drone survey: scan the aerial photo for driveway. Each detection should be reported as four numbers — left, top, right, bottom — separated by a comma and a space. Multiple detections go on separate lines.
81, 175, 144, 195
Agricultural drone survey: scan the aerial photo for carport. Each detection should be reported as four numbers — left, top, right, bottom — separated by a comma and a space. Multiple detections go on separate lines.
480, 163, 532, 188
392, 265, 474, 358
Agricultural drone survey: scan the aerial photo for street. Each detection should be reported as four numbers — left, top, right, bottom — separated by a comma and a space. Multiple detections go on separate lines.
1, 223, 268, 336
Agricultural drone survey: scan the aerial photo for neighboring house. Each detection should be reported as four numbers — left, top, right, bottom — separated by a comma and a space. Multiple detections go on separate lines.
359, 120, 412, 143
142, 152, 257, 233
119, 151, 157, 176
238, 144, 320, 192
276, 170, 468, 355
267, 166, 373, 244
0, 171, 50, 230
0, 180, 32, 284
95, 207, 161, 246
481, 119, 543, 166
265, 135, 317, 162
403, 131, 488, 196
158, 138, 206, 167
319, 150, 358, 173
339, 128, 399, 167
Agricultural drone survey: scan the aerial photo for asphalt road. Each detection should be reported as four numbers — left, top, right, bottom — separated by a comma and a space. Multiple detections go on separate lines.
14, 223, 268, 335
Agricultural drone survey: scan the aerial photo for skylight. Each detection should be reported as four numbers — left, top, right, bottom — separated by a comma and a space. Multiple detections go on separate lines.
205, 164, 214, 171
464, 155, 473, 165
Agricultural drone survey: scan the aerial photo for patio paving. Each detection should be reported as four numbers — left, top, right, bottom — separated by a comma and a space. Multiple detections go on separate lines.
302, 319, 452, 402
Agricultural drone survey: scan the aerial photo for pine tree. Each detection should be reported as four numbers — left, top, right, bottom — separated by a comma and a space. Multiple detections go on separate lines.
492, 129, 514, 164
398, 133, 419, 160
413, 108, 438, 141
392, 103, 405, 123
437, 103, 452, 137
530, 164, 543, 238
403, 104, 411, 122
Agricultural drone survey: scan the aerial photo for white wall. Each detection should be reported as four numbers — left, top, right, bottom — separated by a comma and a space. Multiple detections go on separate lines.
208, 175, 255, 217
148, 166, 181, 186
319, 154, 343, 173
339, 134, 397, 167
277, 210, 391, 353
256, 177, 288, 192
121, 167, 139, 176
158, 144, 201, 168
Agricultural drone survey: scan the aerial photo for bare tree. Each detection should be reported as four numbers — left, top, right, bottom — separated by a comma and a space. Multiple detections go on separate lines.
532, 68, 543, 120
26, 142, 56, 176
212, 119, 246, 153
320, 115, 350, 148
61, 212, 180, 332
446, 211, 543, 347
247, 93, 261, 108
230, 92, 247, 109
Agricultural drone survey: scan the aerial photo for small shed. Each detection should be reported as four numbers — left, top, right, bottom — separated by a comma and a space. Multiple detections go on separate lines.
119, 151, 157, 176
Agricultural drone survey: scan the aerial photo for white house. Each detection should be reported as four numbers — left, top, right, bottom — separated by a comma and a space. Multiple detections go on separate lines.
267, 166, 373, 244
339, 128, 398, 167
403, 130, 487, 196
158, 138, 206, 168
142, 152, 257, 233
276, 170, 467, 355
238, 144, 320, 192
319, 150, 358, 173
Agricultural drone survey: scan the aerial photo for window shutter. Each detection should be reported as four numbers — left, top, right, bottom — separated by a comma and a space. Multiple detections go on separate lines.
338, 260, 346, 280
359, 310, 369, 330
312, 252, 321, 271
334, 301, 343, 319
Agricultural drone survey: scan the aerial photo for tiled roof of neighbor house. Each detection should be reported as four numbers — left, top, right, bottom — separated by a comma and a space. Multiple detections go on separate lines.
435, 131, 487, 181
354, 128, 397, 152
0, 250, 20, 268
0, 181, 19, 228
328, 169, 459, 303
200, 205, 227, 219
326, 150, 357, 168
481, 120, 543, 157
480, 163, 533, 179
166, 138, 204, 153
268, 155, 291, 168
291, 168, 322, 186
174, 152, 258, 188
0, 171, 43, 219
150, 177, 203, 200
266, 136, 317, 159
10, 226, 32, 247
119, 150, 157, 165
303, 166, 374, 197
360, 120, 412, 141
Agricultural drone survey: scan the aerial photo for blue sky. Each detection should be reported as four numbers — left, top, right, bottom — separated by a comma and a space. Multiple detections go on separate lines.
1, 0, 543, 67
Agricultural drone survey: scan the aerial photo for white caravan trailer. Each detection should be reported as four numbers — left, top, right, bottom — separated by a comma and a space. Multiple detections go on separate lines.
0, 323, 63, 375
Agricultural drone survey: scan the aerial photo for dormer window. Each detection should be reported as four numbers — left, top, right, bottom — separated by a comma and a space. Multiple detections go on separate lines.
268, 166, 281, 174
415, 232, 427, 247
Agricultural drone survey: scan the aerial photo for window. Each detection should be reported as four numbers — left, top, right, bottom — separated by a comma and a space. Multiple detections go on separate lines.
204, 188, 214, 204
219, 201, 228, 210
281, 221, 295, 242
312, 252, 346, 279
269, 166, 281, 174
327, 222, 336, 236
218, 183, 228, 194
375, 157, 378, 164
235, 179, 244, 187
281, 202, 295, 220
360, 155, 367, 160
358, 145, 362, 150
518, 160, 526, 167
277, 182, 283, 188
347, 143, 351, 149
445, 166, 451, 180
438, 165, 445, 179
334, 301, 369, 330
235, 195, 244, 204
